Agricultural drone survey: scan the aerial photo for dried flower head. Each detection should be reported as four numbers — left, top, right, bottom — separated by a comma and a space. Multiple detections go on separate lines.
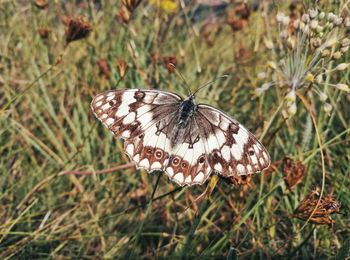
225, 174, 253, 188
201, 23, 221, 48
122, 0, 142, 12
292, 189, 340, 227
282, 157, 306, 190
163, 56, 177, 73
37, 27, 50, 39
97, 59, 110, 78
116, 59, 129, 80
150, 52, 161, 65
234, 3, 251, 20
116, 6, 131, 24
227, 7, 248, 32
256, 7, 350, 117
221, 174, 255, 199
34, 0, 48, 9
64, 16, 92, 45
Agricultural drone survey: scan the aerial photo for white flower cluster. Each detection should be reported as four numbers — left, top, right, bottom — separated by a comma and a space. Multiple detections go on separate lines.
256, 7, 350, 117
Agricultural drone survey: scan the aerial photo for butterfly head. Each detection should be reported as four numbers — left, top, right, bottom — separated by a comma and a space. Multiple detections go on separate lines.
187, 93, 196, 103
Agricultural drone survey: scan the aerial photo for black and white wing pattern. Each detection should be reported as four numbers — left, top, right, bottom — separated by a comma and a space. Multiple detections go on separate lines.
91, 89, 211, 186
194, 105, 270, 177
91, 88, 270, 186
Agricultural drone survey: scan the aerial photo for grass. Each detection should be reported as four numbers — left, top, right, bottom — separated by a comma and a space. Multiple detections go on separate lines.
1, 0, 350, 258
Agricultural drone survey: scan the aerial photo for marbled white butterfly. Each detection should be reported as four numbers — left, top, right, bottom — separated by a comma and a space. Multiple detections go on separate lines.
91, 88, 270, 186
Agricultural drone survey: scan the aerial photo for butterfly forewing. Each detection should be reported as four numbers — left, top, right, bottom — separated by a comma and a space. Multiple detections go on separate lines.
91, 89, 180, 138
91, 88, 271, 187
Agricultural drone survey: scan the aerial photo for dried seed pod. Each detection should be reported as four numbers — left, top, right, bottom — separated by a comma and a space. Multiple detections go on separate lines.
224, 174, 253, 187
97, 59, 110, 78
122, 0, 142, 12
116, 6, 131, 24
116, 59, 129, 80
292, 190, 340, 227
282, 157, 306, 190
308, 9, 318, 19
37, 27, 50, 39
163, 56, 177, 73
34, 0, 48, 9
64, 16, 92, 45
341, 38, 350, 47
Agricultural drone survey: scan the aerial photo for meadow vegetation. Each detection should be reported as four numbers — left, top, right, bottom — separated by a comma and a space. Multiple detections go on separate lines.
0, 0, 349, 258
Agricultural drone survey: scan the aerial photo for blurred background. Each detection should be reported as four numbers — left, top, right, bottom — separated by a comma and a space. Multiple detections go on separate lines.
0, 0, 349, 258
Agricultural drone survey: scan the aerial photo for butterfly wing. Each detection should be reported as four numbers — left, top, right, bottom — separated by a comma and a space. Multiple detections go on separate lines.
91, 89, 182, 171
163, 116, 212, 186
194, 104, 270, 177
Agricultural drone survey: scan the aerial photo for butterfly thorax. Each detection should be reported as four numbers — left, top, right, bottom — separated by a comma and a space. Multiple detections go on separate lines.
178, 96, 196, 126
168, 96, 197, 147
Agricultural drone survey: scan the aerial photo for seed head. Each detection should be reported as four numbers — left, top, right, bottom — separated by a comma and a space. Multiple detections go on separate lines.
116, 6, 131, 24
292, 190, 340, 227
116, 59, 129, 80
122, 0, 142, 12
335, 83, 350, 92
336, 63, 349, 70
319, 92, 328, 101
64, 16, 92, 45
282, 157, 306, 190
97, 59, 110, 78
37, 27, 50, 39
34, 0, 48, 9
308, 9, 318, 19
324, 102, 332, 114
163, 56, 177, 73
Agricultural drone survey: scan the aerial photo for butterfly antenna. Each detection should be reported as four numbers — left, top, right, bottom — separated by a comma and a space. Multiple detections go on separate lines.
168, 63, 192, 95
193, 75, 229, 96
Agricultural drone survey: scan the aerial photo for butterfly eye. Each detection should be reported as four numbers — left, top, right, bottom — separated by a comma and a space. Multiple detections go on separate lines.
138, 134, 144, 139
248, 149, 255, 156
198, 156, 205, 164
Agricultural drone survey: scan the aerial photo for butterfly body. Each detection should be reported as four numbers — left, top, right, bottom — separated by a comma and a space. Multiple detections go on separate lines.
91, 88, 270, 186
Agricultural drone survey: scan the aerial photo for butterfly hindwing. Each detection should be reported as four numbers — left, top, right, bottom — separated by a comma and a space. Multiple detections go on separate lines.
164, 122, 211, 186
195, 104, 270, 177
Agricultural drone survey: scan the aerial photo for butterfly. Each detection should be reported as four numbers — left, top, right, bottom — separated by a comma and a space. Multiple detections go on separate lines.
91, 88, 270, 186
